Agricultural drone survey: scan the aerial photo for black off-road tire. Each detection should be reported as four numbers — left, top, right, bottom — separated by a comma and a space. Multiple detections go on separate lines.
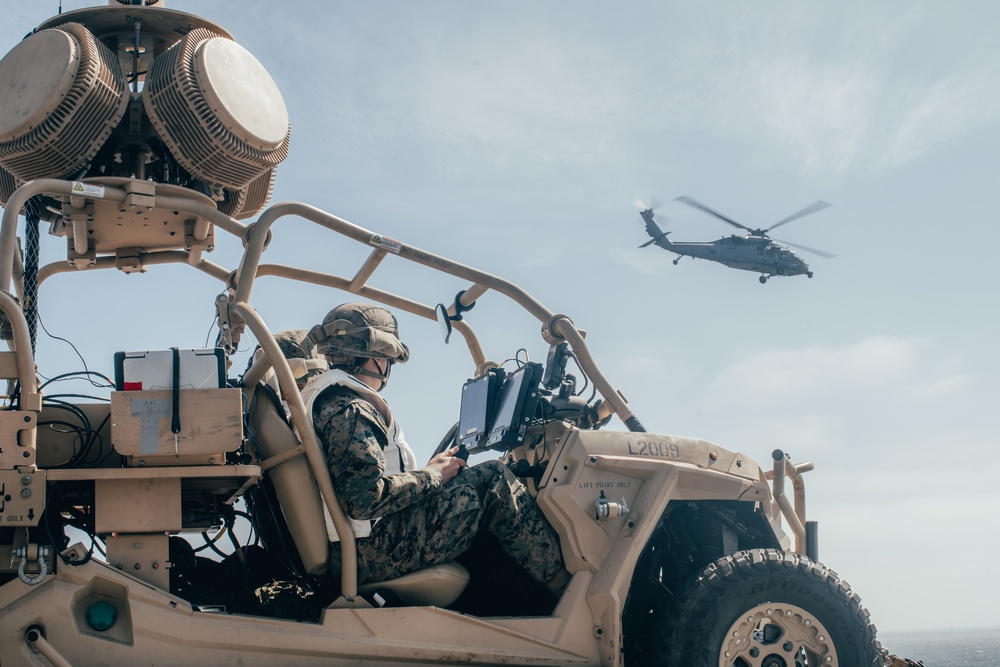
654, 548, 881, 667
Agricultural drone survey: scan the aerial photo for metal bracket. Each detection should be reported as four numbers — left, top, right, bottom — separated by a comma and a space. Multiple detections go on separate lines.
214, 293, 244, 353
0, 413, 39, 468
594, 491, 629, 520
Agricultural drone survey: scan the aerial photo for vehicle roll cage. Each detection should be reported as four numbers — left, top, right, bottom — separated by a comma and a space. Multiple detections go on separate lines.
0, 177, 646, 601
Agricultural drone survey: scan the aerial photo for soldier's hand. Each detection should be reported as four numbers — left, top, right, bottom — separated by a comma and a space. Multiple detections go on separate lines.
427, 446, 466, 484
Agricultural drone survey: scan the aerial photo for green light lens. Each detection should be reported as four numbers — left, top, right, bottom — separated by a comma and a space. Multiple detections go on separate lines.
85, 600, 118, 632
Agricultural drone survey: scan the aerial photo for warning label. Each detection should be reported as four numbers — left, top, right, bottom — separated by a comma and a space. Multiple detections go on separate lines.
71, 181, 106, 198
369, 234, 402, 254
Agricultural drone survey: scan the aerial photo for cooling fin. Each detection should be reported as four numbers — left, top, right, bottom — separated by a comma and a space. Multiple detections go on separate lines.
142, 28, 290, 191
0, 22, 129, 182
219, 168, 277, 221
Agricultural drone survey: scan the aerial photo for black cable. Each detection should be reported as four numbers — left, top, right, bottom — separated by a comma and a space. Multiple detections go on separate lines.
40, 390, 116, 467
39, 371, 114, 391
42, 398, 91, 432
38, 314, 98, 385
38, 421, 87, 463
194, 505, 238, 559
43, 393, 111, 403
38, 419, 87, 433
39, 400, 92, 468
80, 412, 111, 467
48, 491, 96, 567
92, 535, 107, 558
92, 444, 123, 468
62, 503, 93, 530
499, 355, 525, 370
233, 509, 258, 548
8, 380, 19, 410
45, 483, 100, 566
196, 528, 230, 559
204, 314, 218, 348
226, 525, 244, 562
553, 350, 590, 397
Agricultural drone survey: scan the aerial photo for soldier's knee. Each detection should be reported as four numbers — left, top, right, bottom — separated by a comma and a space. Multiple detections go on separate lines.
438, 476, 482, 514
472, 459, 508, 481
454, 459, 520, 501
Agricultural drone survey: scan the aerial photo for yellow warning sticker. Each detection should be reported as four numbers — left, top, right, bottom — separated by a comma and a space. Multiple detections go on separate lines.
71, 182, 106, 198
369, 234, 402, 254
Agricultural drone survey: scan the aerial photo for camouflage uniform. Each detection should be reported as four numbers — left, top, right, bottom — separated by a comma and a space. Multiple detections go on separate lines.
315, 383, 565, 586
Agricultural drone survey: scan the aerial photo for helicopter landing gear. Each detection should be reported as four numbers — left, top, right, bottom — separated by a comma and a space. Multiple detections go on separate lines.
758, 275, 768, 284
672, 258, 679, 265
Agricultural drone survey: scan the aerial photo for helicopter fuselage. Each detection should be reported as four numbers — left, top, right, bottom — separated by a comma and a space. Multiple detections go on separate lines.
638, 208, 814, 281
666, 235, 810, 277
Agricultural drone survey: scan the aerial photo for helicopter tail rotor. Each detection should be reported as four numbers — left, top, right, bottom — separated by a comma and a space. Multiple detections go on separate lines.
633, 196, 663, 212
636, 205, 671, 249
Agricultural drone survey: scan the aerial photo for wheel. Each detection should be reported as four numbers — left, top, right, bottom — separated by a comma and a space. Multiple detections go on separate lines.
655, 549, 881, 667
807, 272, 814, 278
673, 258, 679, 265
759, 275, 768, 284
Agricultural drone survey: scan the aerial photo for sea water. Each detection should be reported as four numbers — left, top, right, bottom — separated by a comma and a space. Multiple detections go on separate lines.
879, 627, 999, 667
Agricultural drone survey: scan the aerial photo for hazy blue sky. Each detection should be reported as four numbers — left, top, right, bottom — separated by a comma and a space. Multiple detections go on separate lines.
4, 0, 998, 638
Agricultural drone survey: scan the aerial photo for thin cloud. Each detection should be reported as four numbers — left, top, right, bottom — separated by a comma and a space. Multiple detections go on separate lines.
250, 1, 1000, 182
749, 58, 881, 173
682, 336, 990, 480
885, 66, 1000, 166
609, 248, 670, 277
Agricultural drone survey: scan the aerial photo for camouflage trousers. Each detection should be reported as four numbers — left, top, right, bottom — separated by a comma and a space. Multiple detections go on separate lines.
328, 460, 564, 586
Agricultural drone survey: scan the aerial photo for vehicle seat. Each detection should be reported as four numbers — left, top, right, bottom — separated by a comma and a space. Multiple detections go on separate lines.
247, 383, 470, 606
359, 560, 470, 607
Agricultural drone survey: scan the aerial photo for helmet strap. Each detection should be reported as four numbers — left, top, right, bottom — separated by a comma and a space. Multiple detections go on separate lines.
354, 357, 392, 391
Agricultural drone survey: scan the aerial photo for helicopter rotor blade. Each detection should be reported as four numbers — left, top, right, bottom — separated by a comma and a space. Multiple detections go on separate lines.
675, 196, 753, 233
766, 200, 831, 232
773, 237, 837, 259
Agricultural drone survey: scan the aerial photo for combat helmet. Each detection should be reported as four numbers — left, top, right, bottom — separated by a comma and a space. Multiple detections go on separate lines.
306, 302, 409, 367
272, 329, 328, 385
273, 329, 319, 361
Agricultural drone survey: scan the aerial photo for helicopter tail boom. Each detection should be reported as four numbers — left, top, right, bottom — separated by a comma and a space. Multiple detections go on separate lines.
638, 209, 672, 250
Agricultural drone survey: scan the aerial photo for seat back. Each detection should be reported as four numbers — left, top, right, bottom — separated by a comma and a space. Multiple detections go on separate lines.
248, 384, 329, 574
247, 383, 470, 605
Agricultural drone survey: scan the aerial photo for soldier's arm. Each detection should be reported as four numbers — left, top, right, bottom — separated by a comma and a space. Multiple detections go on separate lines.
316, 399, 442, 520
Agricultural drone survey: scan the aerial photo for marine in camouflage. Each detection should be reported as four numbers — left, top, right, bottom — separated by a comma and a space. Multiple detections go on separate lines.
273, 329, 317, 360
315, 383, 565, 586
315, 385, 440, 521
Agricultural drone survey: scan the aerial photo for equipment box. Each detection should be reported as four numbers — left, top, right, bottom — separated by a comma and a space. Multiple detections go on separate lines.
114, 348, 226, 391
110, 388, 243, 465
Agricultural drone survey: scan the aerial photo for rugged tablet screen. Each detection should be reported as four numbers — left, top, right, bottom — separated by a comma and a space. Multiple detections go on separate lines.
486, 362, 543, 449
457, 370, 502, 449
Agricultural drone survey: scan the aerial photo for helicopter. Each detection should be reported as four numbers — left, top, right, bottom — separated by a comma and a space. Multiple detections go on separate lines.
637, 196, 835, 283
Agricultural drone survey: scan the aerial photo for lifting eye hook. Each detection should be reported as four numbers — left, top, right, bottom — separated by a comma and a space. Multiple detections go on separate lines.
13, 545, 50, 585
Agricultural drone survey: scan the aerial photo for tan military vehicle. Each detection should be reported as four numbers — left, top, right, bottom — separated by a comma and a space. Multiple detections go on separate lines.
0, 2, 888, 665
